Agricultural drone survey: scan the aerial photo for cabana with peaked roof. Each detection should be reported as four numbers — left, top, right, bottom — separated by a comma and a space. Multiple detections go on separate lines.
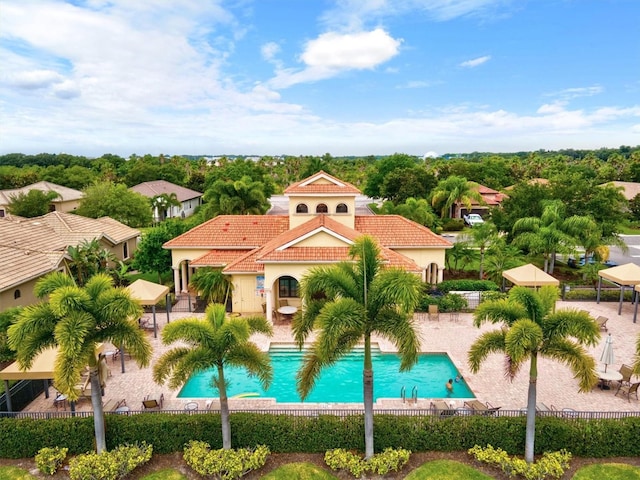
597, 263, 640, 315
502, 263, 560, 289
0, 347, 57, 412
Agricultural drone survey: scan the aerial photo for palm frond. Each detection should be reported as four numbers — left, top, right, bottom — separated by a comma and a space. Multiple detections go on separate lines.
542, 338, 598, 392
473, 299, 527, 327
296, 349, 325, 400
508, 287, 546, 324
54, 311, 94, 359
374, 310, 420, 371
368, 268, 422, 315
48, 286, 91, 317
152, 346, 192, 384
226, 343, 273, 389
7, 303, 57, 351
245, 315, 274, 336
83, 274, 115, 300
544, 309, 600, 346
292, 300, 323, 347
504, 319, 543, 362
33, 272, 75, 298
468, 330, 507, 374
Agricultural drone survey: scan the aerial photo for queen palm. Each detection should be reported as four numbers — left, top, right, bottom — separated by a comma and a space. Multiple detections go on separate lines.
292, 236, 422, 459
7, 272, 152, 453
189, 268, 233, 305
153, 303, 273, 449
430, 175, 483, 219
468, 286, 600, 464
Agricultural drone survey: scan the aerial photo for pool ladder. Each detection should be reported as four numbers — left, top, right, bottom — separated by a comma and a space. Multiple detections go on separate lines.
400, 386, 418, 404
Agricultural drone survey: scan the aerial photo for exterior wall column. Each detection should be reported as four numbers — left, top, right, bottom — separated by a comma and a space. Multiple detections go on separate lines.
173, 267, 180, 295
437, 265, 444, 283
265, 288, 273, 323
180, 262, 188, 293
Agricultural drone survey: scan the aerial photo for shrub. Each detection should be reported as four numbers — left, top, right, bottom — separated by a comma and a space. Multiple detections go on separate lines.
437, 279, 500, 293
68, 442, 152, 480
438, 293, 467, 312
469, 444, 571, 480
183, 440, 269, 479
35, 446, 68, 476
442, 218, 465, 231
324, 447, 411, 478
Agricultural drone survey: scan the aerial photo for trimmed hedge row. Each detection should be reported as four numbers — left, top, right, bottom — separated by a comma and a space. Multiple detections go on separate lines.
2, 413, 640, 460
437, 280, 500, 293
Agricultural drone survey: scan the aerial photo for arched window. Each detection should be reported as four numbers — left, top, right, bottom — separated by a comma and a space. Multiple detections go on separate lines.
14, 289, 21, 299
336, 203, 348, 213
296, 203, 308, 213
278, 276, 299, 298
316, 203, 328, 213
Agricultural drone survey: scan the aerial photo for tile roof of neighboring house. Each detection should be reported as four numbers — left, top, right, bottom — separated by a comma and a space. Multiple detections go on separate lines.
0, 245, 66, 293
190, 249, 254, 267
355, 215, 453, 248
163, 215, 290, 248
0, 181, 83, 206
600, 181, 640, 201
504, 178, 550, 190
41, 212, 140, 244
129, 180, 202, 202
284, 170, 361, 196
459, 183, 508, 207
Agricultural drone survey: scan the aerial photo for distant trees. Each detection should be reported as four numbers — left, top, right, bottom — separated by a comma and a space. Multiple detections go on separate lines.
201, 176, 270, 219
431, 176, 483, 219
132, 220, 190, 283
76, 182, 153, 227
363, 153, 420, 198
7, 189, 60, 217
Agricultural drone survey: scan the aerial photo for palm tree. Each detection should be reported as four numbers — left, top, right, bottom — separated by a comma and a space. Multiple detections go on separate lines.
153, 303, 273, 449
152, 192, 181, 222
468, 286, 600, 463
512, 200, 597, 274
189, 268, 233, 306
292, 236, 422, 459
430, 176, 484, 219
7, 272, 152, 453
465, 221, 498, 279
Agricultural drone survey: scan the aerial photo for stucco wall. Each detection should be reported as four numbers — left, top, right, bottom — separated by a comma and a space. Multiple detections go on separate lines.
288, 194, 356, 229
0, 277, 41, 310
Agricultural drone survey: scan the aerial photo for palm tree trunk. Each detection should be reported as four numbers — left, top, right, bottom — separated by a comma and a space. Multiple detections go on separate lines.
89, 369, 107, 453
479, 248, 485, 280
218, 365, 232, 449
363, 334, 374, 459
525, 354, 538, 464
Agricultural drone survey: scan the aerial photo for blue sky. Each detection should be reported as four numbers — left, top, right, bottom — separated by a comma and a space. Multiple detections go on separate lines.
1, 0, 639, 158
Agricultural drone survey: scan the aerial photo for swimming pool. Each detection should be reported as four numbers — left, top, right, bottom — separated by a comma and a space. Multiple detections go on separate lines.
178, 345, 474, 403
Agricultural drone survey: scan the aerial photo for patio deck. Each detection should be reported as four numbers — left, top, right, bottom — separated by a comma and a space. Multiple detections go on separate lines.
20, 299, 640, 414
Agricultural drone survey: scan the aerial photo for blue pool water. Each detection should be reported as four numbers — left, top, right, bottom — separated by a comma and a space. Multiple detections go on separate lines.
178, 346, 474, 402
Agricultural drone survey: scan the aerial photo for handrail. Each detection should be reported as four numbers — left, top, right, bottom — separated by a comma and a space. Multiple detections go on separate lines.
411, 386, 418, 404
400, 386, 406, 403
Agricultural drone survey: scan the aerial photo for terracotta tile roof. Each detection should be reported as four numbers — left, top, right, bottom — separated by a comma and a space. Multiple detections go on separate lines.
355, 215, 453, 248
284, 171, 361, 195
163, 215, 289, 248
190, 249, 251, 267
224, 249, 264, 273
129, 180, 202, 202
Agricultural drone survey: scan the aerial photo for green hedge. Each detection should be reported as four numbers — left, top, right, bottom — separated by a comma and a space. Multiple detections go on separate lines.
563, 287, 634, 302
437, 280, 500, 293
2, 413, 640, 460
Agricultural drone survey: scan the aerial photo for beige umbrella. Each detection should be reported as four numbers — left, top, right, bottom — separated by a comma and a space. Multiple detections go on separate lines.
599, 334, 615, 373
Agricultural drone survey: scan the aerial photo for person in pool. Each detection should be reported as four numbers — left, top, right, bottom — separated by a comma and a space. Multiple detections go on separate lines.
445, 378, 454, 395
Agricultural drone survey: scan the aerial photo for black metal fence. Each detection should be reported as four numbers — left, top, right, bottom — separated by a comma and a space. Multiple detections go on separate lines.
2, 408, 639, 422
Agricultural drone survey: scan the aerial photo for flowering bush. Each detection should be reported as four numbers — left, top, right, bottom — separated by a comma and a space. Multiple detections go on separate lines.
183, 440, 269, 480
35, 446, 68, 475
68, 442, 152, 480
468, 444, 571, 480
324, 447, 411, 478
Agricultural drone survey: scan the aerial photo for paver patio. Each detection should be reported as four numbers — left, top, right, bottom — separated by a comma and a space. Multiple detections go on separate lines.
21, 299, 640, 414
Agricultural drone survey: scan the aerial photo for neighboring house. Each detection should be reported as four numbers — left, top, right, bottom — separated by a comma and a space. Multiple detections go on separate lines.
0, 212, 140, 310
129, 180, 202, 222
455, 184, 507, 218
0, 181, 84, 218
599, 181, 640, 201
164, 171, 452, 321
503, 178, 550, 191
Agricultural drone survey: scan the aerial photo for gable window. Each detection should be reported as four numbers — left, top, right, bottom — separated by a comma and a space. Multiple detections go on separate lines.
14, 289, 21, 300
336, 203, 348, 213
279, 276, 299, 298
316, 203, 328, 213
296, 203, 308, 214
123, 242, 129, 259
0, 209, 4, 217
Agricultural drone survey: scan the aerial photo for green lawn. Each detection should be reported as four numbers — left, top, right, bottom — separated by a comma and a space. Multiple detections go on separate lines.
261, 462, 339, 479
572, 463, 640, 479
0, 466, 38, 479
403, 459, 494, 479
140, 468, 188, 479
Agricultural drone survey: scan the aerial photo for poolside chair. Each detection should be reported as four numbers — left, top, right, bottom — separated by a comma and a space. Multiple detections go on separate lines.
615, 381, 640, 402
430, 400, 453, 415
595, 316, 608, 332
103, 398, 126, 412
142, 393, 164, 410
616, 364, 634, 390
428, 304, 440, 322
272, 309, 285, 324
464, 399, 501, 415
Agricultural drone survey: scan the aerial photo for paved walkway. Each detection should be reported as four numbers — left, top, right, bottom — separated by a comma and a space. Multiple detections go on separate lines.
23, 299, 640, 414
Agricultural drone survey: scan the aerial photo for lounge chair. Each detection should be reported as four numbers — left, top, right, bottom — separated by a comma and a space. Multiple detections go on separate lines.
429, 400, 452, 414
103, 398, 127, 412
428, 304, 440, 322
615, 381, 640, 402
464, 399, 501, 415
595, 316, 608, 332
142, 393, 164, 410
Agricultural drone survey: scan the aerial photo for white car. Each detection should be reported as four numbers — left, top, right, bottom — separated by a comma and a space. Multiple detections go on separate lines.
463, 213, 484, 227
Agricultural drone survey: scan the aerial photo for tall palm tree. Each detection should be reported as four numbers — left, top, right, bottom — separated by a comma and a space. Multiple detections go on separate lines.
292, 236, 422, 459
512, 200, 597, 273
153, 303, 273, 449
7, 272, 152, 453
468, 286, 600, 463
430, 176, 484, 219
151, 192, 181, 222
465, 221, 498, 279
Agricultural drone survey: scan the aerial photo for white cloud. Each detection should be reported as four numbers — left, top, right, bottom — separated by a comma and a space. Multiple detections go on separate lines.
460, 55, 491, 68
261, 42, 281, 62
546, 85, 604, 100
268, 29, 401, 88
7, 70, 64, 89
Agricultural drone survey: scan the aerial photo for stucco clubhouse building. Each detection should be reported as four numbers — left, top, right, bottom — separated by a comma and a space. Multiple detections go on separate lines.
164, 172, 452, 322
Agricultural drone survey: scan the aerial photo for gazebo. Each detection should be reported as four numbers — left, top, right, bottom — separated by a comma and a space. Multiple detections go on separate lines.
597, 263, 640, 315
0, 347, 57, 412
126, 279, 171, 339
502, 263, 560, 289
